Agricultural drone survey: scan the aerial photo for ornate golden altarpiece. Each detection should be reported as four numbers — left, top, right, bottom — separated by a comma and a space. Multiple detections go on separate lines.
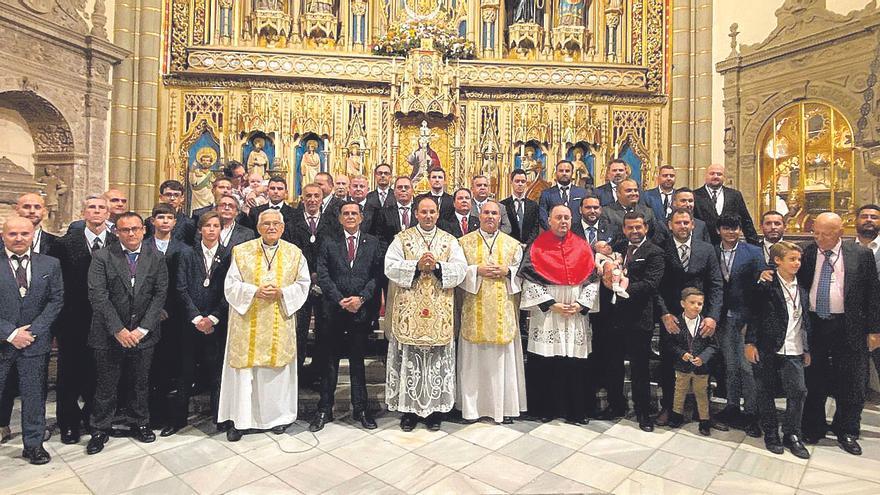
159, 0, 670, 202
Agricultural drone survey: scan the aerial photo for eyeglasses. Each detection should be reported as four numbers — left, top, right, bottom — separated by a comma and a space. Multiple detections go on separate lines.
217, 203, 237, 209
117, 226, 143, 234
260, 221, 284, 228
161, 192, 183, 199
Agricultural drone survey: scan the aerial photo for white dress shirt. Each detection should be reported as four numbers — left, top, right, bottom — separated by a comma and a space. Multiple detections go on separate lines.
777, 274, 805, 355
673, 235, 693, 265
683, 314, 700, 338
705, 185, 724, 216
84, 226, 108, 250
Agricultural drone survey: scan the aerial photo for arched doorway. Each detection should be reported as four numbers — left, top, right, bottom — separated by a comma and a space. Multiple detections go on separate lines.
757, 101, 855, 233
0, 90, 75, 231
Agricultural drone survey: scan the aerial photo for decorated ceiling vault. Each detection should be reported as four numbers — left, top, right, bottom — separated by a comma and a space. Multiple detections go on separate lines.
160, 0, 670, 206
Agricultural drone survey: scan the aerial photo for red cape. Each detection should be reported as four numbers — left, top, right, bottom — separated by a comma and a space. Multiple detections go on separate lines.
529, 230, 595, 286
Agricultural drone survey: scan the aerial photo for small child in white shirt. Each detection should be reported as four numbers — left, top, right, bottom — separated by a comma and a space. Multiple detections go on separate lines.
594, 240, 629, 301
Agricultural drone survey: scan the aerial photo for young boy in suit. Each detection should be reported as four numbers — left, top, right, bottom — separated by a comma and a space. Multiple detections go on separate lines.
667, 287, 718, 436
745, 240, 811, 459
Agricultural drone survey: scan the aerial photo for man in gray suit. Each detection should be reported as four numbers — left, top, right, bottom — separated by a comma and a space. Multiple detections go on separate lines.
856, 204, 880, 380
470, 175, 511, 234
0, 217, 64, 464
86, 212, 168, 455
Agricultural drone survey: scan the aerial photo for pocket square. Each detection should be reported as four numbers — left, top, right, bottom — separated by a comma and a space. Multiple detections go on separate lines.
42, 274, 49, 279
633, 258, 646, 262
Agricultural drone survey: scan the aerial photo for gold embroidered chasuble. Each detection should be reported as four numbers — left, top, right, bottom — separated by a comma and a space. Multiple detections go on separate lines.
227, 239, 303, 368
458, 230, 522, 345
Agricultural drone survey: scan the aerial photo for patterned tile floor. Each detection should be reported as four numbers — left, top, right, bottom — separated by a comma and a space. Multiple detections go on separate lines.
3, 397, 880, 495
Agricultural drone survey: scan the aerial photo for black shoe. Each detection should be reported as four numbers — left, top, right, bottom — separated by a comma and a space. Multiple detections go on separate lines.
638, 414, 654, 432
350, 410, 376, 430
22, 445, 51, 465
783, 434, 810, 459
502, 417, 514, 425
43, 426, 52, 442
698, 420, 711, 436
459, 418, 478, 425
667, 412, 684, 428
716, 406, 741, 425
400, 413, 418, 432
802, 432, 823, 445
133, 425, 156, 443
654, 409, 670, 427
226, 427, 243, 442
160, 426, 182, 437
309, 412, 333, 432
837, 433, 862, 456
564, 417, 589, 426
596, 408, 625, 421
61, 428, 81, 445
425, 413, 442, 431
743, 417, 762, 438
271, 424, 289, 435
86, 432, 109, 455
711, 420, 729, 432
216, 421, 231, 433
764, 435, 784, 455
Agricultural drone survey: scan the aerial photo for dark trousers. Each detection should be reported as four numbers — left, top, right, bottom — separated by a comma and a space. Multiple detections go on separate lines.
91, 346, 154, 431
317, 315, 369, 414
149, 318, 180, 426
0, 364, 18, 426
0, 347, 48, 448
525, 353, 589, 421
754, 354, 807, 436
296, 293, 325, 375
56, 334, 97, 431
803, 314, 867, 437
603, 326, 654, 416
658, 330, 677, 411
168, 326, 224, 427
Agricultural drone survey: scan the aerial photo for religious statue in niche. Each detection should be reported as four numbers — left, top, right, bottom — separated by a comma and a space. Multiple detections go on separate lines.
605, 0, 623, 60
255, 0, 282, 10
559, 0, 588, 26
510, 0, 544, 24
517, 144, 550, 200
300, 139, 323, 187
306, 0, 335, 14
407, 120, 441, 184
35, 165, 68, 232
246, 137, 271, 178
346, 143, 364, 176
569, 146, 594, 188
190, 147, 218, 210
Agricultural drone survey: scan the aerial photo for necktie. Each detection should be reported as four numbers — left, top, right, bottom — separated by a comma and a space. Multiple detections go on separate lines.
679, 244, 690, 271
126, 251, 139, 278
515, 199, 524, 226
91, 237, 102, 253
308, 216, 317, 235
560, 186, 569, 204
271, 205, 281, 210
816, 249, 834, 318
720, 250, 732, 281
710, 188, 720, 213
662, 193, 670, 213
379, 191, 387, 206
347, 236, 356, 263
11, 254, 28, 292
612, 186, 618, 202
400, 207, 409, 227
588, 226, 597, 245
461, 216, 469, 235
625, 244, 638, 265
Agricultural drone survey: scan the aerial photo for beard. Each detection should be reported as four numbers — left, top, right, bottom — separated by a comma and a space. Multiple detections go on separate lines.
857, 223, 879, 238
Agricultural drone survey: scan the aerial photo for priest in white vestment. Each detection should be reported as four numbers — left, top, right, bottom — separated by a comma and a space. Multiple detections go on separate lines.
218, 209, 311, 441
520, 204, 599, 424
385, 195, 467, 432
456, 200, 527, 424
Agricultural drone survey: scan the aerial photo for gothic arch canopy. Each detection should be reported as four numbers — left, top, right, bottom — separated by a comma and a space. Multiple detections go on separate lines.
0, 89, 74, 155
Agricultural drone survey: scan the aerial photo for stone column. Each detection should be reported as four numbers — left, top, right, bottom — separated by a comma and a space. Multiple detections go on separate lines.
109, 0, 163, 215
669, 0, 713, 187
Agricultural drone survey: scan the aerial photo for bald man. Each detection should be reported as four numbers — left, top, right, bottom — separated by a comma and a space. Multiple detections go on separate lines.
0, 216, 64, 464
10, 193, 59, 256
693, 164, 758, 245
795, 212, 880, 455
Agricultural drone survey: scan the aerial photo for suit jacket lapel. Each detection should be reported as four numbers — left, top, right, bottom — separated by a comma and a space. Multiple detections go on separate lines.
133, 250, 152, 295
843, 242, 859, 303
110, 245, 134, 294
0, 253, 22, 302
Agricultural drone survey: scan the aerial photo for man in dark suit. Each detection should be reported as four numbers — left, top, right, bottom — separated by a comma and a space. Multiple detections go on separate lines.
714, 214, 766, 437
315, 172, 344, 222
654, 208, 724, 428
145, 180, 196, 245
760, 210, 787, 265
600, 179, 661, 243
191, 177, 234, 222
311, 201, 383, 432
373, 176, 418, 244
333, 174, 350, 201
641, 165, 677, 222
245, 176, 296, 230
68, 188, 129, 234
667, 188, 711, 244
164, 211, 231, 436
538, 160, 589, 230
571, 195, 618, 245
53, 195, 116, 445
501, 169, 539, 247
470, 175, 511, 234
365, 163, 393, 211
593, 212, 665, 431
439, 188, 480, 238
795, 212, 880, 455
285, 183, 341, 384
0, 217, 63, 464
415, 168, 454, 221
693, 164, 759, 245
86, 212, 168, 455
348, 175, 376, 234
144, 203, 192, 430
855, 205, 880, 381
214, 194, 256, 249
594, 159, 629, 207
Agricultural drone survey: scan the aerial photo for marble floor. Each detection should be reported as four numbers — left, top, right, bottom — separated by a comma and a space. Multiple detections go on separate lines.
3, 399, 880, 495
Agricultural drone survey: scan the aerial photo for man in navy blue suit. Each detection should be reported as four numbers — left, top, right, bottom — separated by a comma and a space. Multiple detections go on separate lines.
0, 217, 64, 464
538, 160, 588, 230
642, 165, 677, 222
595, 159, 629, 207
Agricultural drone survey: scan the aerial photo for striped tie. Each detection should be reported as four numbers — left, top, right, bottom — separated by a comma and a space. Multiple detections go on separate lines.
679, 244, 690, 271
816, 249, 834, 318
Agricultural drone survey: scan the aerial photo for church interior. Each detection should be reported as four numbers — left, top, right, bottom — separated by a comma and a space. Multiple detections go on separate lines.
2, 0, 880, 493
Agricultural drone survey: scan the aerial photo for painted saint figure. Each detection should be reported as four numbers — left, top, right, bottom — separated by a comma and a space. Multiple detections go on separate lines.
300, 139, 322, 187
246, 137, 270, 178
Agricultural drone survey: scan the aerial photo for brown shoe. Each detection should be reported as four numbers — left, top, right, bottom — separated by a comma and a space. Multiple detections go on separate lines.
654, 409, 670, 427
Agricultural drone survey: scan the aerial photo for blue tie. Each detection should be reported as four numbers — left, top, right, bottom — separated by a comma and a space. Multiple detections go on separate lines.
587, 227, 597, 245
816, 249, 834, 318
126, 251, 139, 277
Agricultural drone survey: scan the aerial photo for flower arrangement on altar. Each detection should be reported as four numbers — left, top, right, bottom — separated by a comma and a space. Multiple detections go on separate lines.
372, 20, 475, 60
